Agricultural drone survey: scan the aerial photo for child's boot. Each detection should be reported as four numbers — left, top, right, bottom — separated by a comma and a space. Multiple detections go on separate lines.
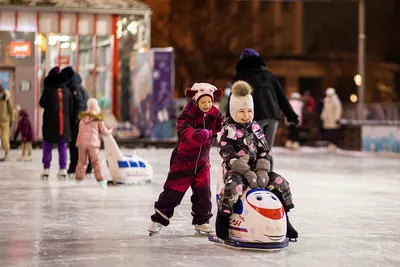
57, 169, 67, 180
40, 169, 50, 180
286, 214, 298, 241
215, 214, 230, 240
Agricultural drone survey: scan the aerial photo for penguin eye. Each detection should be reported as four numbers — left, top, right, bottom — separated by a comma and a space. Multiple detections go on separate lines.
256, 196, 263, 201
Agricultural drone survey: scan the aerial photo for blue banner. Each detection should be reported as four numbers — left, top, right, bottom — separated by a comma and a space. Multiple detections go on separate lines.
151, 48, 175, 140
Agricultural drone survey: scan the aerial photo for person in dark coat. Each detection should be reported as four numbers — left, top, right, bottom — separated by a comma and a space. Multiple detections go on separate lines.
228, 48, 299, 147
60, 66, 92, 177
13, 109, 34, 161
39, 67, 73, 179
149, 83, 224, 235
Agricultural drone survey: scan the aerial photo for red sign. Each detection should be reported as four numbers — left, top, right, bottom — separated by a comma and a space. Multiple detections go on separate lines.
55, 56, 71, 65
10, 41, 31, 57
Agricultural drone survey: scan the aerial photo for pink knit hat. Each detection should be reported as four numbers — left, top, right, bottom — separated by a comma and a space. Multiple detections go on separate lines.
185, 83, 223, 103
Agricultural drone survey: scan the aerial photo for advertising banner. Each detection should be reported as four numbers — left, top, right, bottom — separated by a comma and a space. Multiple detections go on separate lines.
151, 47, 175, 140
361, 125, 400, 154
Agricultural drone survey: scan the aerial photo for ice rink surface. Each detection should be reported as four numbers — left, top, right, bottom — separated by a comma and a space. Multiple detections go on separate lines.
0, 147, 399, 267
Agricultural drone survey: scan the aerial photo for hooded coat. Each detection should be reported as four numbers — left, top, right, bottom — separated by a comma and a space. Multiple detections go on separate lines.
39, 74, 73, 143
229, 56, 298, 123
14, 110, 34, 142
61, 68, 89, 130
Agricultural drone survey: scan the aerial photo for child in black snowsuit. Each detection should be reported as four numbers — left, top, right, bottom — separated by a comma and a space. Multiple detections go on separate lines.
216, 81, 298, 241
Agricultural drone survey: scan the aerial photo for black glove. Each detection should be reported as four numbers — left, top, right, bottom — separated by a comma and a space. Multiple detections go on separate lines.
292, 116, 299, 126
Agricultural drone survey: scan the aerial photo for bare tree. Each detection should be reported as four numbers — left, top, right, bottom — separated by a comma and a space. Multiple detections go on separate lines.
150, 0, 283, 95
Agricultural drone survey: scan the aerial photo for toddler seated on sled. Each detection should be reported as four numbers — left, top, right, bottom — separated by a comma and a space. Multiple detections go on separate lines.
216, 81, 298, 241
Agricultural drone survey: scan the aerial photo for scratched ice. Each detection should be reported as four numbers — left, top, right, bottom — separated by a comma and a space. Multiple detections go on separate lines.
0, 147, 399, 267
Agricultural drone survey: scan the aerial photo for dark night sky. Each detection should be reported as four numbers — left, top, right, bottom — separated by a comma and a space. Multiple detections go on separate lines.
303, 0, 400, 62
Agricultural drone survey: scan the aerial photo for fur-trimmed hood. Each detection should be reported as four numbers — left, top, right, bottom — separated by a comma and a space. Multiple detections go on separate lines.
235, 56, 266, 73
78, 111, 104, 121
44, 74, 67, 87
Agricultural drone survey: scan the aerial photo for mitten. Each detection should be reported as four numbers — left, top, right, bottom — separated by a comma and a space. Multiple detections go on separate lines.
255, 159, 271, 172
244, 171, 258, 189
230, 159, 250, 176
195, 129, 212, 142
292, 116, 299, 126
256, 170, 269, 188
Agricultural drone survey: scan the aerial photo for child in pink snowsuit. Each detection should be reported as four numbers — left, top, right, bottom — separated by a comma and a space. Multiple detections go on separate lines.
75, 98, 113, 187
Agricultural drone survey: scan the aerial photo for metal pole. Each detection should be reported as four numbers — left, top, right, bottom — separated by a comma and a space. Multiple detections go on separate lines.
357, 0, 366, 120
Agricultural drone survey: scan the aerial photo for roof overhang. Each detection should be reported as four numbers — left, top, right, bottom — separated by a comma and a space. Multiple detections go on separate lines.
0, 4, 152, 16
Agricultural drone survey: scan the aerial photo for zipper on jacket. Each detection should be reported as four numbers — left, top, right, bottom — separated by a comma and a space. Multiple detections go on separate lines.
194, 113, 206, 175
57, 88, 64, 135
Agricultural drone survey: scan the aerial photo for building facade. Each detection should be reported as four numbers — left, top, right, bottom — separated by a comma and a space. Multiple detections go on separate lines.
0, 0, 151, 139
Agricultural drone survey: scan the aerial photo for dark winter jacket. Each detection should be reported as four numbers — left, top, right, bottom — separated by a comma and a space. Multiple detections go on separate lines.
229, 56, 298, 123
39, 74, 73, 143
63, 71, 89, 131
172, 100, 224, 172
218, 118, 272, 170
14, 110, 34, 142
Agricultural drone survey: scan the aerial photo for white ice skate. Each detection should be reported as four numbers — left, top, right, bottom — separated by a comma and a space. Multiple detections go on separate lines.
285, 140, 292, 149
194, 223, 214, 236
292, 142, 300, 150
24, 156, 32, 162
99, 180, 108, 188
68, 173, 75, 179
40, 169, 50, 180
17, 155, 25, 162
148, 222, 163, 236
57, 169, 67, 180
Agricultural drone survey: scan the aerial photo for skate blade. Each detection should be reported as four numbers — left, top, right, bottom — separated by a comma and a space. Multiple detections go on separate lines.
148, 231, 160, 237
288, 238, 297, 242
41, 176, 49, 180
194, 230, 214, 236
57, 176, 67, 180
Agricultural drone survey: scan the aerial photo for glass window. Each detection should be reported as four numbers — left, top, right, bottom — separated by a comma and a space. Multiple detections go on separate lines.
96, 36, 112, 104
78, 36, 94, 96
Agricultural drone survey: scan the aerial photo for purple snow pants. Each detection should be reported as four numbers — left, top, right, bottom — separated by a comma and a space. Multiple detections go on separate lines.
42, 140, 68, 169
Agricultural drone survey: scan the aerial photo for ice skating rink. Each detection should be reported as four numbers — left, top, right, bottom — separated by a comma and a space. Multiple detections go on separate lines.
0, 148, 399, 267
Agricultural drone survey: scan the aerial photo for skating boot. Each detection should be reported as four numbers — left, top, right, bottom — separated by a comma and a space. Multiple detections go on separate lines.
24, 156, 32, 162
75, 179, 84, 186
292, 142, 300, 150
67, 169, 75, 179
17, 155, 25, 162
286, 215, 298, 242
148, 221, 163, 236
40, 169, 50, 180
285, 140, 293, 149
194, 223, 214, 236
57, 169, 67, 180
99, 180, 108, 188
328, 143, 337, 152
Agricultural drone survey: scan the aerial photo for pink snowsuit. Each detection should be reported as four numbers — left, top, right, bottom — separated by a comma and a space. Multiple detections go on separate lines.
75, 113, 112, 181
